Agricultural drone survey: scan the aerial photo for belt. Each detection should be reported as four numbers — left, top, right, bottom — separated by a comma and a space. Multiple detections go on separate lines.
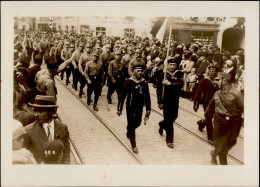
216, 112, 241, 121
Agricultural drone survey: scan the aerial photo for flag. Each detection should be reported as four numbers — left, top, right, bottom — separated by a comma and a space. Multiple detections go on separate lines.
156, 18, 168, 44
150, 17, 170, 43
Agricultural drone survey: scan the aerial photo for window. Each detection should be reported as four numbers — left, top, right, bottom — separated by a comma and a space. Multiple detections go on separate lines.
96, 27, 106, 36
124, 28, 135, 37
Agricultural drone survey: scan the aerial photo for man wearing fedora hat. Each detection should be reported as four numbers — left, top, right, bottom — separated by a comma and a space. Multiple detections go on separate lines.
205, 72, 244, 165
117, 64, 151, 154
35, 55, 59, 101
24, 95, 70, 164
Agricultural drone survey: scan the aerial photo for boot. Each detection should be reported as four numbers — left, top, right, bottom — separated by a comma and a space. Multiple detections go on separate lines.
79, 89, 83, 98
87, 97, 91, 105
93, 104, 99, 111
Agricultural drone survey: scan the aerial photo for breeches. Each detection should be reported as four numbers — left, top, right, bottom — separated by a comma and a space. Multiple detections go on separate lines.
212, 113, 243, 164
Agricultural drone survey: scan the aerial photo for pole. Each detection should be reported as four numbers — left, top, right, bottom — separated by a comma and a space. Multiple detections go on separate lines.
162, 18, 173, 99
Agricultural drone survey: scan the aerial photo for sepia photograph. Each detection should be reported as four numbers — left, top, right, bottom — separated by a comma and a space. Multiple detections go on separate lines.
1, 1, 259, 186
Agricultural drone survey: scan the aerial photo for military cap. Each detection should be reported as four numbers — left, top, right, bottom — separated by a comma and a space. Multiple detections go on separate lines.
114, 50, 122, 55
34, 54, 43, 65
132, 64, 144, 70
168, 58, 178, 64
70, 44, 75, 48
79, 43, 84, 47
215, 72, 231, 81
65, 42, 70, 45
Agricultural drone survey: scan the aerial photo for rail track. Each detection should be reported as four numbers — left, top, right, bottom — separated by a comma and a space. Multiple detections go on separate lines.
56, 77, 243, 165
56, 78, 145, 165
150, 108, 244, 165
149, 92, 244, 140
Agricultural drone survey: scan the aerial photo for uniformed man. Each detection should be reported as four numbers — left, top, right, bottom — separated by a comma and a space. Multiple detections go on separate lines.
84, 50, 104, 111
35, 55, 59, 101
121, 46, 135, 78
117, 65, 151, 154
193, 65, 218, 144
78, 43, 93, 98
156, 59, 183, 148
49, 40, 59, 58
128, 48, 146, 77
205, 72, 244, 165
58, 42, 85, 91
60, 42, 70, 80
100, 44, 114, 88
107, 50, 125, 104
64, 44, 75, 85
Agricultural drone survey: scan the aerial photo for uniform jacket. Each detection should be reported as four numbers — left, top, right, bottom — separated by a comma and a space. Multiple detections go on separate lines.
35, 69, 57, 100
156, 70, 183, 105
194, 77, 218, 109
118, 78, 151, 113
108, 59, 124, 83
24, 119, 70, 164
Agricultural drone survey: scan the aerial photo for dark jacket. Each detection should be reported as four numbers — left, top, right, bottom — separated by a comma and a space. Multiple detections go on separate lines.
24, 119, 70, 164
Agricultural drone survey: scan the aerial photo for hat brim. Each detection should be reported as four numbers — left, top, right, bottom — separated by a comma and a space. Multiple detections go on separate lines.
29, 103, 59, 108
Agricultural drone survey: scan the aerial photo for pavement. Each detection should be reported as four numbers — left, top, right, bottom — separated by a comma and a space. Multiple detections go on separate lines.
55, 75, 243, 165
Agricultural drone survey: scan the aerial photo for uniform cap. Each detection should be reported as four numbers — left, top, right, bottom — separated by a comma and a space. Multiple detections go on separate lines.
79, 43, 84, 47
70, 44, 75, 48
132, 64, 144, 70
65, 42, 70, 45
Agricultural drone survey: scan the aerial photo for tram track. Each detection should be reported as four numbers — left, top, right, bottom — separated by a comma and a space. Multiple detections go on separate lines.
56, 78, 145, 165
56, 115, 84, 164
56, 77, 243, 165
150, 107, 244, 165
149, 92, 244, 140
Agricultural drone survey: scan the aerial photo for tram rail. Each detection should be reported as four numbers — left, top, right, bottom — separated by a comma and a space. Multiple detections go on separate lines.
149, 92, 244, 140
56, 78, 145, 165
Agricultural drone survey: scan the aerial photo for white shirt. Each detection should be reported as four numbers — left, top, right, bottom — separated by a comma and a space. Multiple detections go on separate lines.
43, 120, 54, 140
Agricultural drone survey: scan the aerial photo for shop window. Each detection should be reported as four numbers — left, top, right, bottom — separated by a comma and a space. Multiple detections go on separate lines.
124, 28, 135, 37
96, 27, 106, 36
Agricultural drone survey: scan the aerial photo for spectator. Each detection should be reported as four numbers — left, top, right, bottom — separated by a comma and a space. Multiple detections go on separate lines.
12, 119, 37, 164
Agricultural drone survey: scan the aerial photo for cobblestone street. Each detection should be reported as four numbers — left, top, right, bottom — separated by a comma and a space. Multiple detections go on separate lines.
56, 77, 243, 165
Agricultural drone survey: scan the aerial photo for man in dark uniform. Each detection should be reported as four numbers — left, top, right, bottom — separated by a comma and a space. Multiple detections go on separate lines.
193, 65, 218, 144
84, 50, 104, 111
117, 65, 151, 154
156, 59, 183, 148
107, 50, 125, 104
205, 72, 244, 165
78, 43, 93, 98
